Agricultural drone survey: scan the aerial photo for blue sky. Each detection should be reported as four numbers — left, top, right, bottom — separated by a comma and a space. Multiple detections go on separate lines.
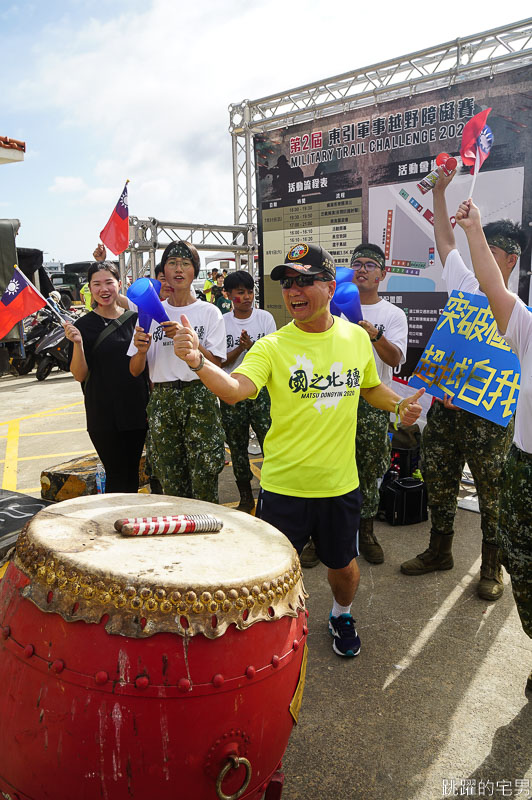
1, 1, 531, 263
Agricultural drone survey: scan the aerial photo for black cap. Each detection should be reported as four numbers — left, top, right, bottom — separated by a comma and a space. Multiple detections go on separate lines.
271, 242, 335, 281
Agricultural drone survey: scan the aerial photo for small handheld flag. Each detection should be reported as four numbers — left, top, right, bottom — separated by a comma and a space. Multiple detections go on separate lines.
460, 109, 493, 197
100, 181, 129, 255
0, 266, 47, 340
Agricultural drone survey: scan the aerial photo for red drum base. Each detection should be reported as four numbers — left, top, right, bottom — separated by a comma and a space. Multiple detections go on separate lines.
0, 562, 308, 800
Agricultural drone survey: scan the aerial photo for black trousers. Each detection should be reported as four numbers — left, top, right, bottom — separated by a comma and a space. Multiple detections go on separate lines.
88, 428, 147, 494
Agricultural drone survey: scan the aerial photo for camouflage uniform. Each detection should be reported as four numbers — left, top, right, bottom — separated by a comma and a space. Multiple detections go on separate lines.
497, 445, 532, 637
144, 426, 163, 494
355, 396, 391, 519
147, 381, 225, 502
220, 387, 271, 484
422, 401, 514, 544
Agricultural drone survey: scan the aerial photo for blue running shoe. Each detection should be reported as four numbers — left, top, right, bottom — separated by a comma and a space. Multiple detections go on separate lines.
328, 613, 361, 657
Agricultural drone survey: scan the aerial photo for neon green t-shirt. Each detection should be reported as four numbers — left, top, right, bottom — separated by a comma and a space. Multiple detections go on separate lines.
234, 317, 380, 498
203, 279, 214, 302
80, 282, 92, 311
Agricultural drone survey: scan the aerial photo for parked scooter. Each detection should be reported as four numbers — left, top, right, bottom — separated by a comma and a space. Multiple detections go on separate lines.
11, 307, 57, 375
34, 301, 79, 381
34, 323, 71, 380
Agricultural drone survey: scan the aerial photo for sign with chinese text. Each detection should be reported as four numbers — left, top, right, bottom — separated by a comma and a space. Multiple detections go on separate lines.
409, 291, 520, 426
254, 66, 532, 378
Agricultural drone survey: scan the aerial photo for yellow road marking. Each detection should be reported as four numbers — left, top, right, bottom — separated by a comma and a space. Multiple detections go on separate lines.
20, 428, 86, 437
17, 487, 42, 494
0, 428, 86, 440
0, 401, 84, 426
0, 449, 95, 464
2, 420, 20, 490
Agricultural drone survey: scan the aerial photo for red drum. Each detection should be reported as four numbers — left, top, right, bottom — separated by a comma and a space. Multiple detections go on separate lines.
0, 494, 308, 800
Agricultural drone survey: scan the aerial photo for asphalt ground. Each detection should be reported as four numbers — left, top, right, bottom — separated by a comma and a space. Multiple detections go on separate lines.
1, 369, 532, 799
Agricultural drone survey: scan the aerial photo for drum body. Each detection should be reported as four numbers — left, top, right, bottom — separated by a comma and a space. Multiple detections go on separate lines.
0, 494, 308, 800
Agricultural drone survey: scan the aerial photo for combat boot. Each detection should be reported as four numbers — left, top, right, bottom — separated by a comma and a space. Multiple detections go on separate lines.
400, 530, 454, 575
236, 481, 255, 513
358, 518, 384, 564
300, 539, 320, 568
477, 542, 504, 601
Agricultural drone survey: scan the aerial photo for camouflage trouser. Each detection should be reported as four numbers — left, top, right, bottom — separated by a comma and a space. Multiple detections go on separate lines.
147, 381, 225, 503
144, 426, 163, 493
497, 444, 532, 638
422, 401, 514, 544
355, 396, 391, 519
220, 387, 271, 484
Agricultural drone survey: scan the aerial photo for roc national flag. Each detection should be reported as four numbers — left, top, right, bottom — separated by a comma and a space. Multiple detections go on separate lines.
100, 181, 129, 255
460, 108, 493, 175
0, 266, 47, 340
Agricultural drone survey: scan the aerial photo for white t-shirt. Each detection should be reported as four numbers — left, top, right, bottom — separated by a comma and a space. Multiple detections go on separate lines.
222, 308, 277, 374
358, 299, 408, 387
127, 298, 226, 383
501, 297, 532, 454
442, 249, 484, 296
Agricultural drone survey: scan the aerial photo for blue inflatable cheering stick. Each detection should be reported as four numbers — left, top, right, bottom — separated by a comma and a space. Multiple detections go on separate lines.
330, 266, 363, 324
127, 278, 168, 332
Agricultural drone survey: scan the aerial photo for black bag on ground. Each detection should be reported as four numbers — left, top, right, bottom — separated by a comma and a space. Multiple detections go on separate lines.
382, 477, 428, 526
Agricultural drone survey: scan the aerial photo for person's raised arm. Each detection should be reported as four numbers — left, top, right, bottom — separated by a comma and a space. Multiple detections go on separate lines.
455, 199, 516, 333
433, 167, 457, 266
93, 243, 130, 309
174, 315, 256, 405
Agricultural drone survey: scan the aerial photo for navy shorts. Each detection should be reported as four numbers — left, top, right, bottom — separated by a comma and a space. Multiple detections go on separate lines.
256, 487, 361, 570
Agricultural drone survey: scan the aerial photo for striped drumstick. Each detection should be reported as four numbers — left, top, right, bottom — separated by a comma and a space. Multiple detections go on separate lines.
115, 514, 223, 536
114, 515, 223, 532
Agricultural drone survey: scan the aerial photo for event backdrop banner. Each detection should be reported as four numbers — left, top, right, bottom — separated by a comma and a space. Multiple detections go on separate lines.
254, 65, 532, 379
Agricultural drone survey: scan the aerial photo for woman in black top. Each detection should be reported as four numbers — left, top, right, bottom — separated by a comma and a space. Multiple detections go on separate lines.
64, 262, 149, 493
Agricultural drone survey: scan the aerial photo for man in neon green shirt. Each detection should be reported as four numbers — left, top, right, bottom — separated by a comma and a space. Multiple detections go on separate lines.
203, 268, 219, 303
80, 281, 93, 311
173, 242, 424, 658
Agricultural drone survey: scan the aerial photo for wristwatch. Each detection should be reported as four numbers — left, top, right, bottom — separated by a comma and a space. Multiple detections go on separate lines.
371, 329, 383, 342
189, 353, 205, 372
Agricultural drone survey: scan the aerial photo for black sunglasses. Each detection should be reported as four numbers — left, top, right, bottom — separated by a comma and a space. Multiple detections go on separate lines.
280, 274, 332, 289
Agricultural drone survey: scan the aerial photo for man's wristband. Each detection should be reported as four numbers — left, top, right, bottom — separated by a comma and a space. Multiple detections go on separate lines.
189, 353, 205, 372
371, 329, 383, 342
393, 400, 401, 430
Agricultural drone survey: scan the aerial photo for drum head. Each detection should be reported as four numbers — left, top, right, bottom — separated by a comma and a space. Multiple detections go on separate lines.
16, 494, 306, 638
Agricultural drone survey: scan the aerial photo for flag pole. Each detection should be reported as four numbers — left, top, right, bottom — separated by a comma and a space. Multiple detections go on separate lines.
13, 265, 65, 323
469, 149, 480, 199
45, 298, 69, 324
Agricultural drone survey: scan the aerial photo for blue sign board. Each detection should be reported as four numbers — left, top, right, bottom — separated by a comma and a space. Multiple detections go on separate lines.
409, 291, 520, 427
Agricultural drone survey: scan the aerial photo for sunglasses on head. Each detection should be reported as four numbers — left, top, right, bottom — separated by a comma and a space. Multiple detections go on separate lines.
280, 273, 331, 289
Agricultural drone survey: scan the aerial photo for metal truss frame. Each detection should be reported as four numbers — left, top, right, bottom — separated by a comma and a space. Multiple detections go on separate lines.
229, 18, 532, 227
120, 217, 255, 284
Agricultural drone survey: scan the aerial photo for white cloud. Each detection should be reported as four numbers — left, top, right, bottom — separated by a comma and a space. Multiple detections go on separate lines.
5, 0, 532, 261
48, 176, 88, 193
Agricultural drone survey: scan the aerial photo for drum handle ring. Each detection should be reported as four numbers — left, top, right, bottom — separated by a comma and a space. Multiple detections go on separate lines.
215, 754, 252, 800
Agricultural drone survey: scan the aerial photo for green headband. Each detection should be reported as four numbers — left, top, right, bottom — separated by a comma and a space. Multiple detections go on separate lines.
350, 246, 385, 270
485, 235, 521, 257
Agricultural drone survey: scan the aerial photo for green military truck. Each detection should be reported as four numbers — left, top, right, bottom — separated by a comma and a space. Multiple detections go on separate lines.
48, 262, 91, 308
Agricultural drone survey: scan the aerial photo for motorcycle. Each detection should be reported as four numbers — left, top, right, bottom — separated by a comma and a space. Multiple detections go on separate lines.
34, 306, 79, 381
11, 308, 57, 375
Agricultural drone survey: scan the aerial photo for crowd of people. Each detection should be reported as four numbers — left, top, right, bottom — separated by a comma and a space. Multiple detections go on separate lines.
62, 176, 531, 691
